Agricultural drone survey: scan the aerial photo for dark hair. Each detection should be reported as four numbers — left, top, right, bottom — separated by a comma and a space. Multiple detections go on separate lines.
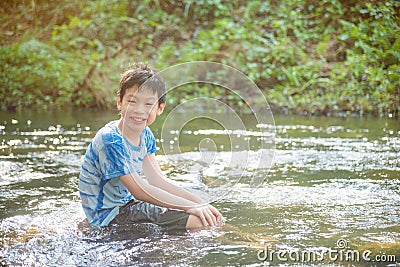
118, 63, 166, 106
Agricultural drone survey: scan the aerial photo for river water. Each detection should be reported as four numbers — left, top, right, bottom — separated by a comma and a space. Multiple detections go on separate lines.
0, 109, 399, 266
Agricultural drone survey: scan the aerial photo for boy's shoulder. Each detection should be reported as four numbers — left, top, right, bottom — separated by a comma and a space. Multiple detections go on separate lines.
102, 120, 119, 133
95, 120, 122, 144
142, 126, 154, 136
142, 126, 156, 143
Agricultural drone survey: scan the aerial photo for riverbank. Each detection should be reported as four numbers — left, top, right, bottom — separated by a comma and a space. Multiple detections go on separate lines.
1, 1, 399, 116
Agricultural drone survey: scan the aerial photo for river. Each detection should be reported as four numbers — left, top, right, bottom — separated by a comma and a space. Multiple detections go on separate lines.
0, 109, 399, 266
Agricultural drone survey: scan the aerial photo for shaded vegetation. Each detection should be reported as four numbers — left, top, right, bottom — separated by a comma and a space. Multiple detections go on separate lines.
1, 0, 399, 116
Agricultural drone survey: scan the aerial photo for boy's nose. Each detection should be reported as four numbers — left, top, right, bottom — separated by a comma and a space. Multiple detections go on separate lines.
134, 104, 146, 114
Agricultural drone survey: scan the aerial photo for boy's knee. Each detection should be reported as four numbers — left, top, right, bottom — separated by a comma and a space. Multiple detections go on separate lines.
185, 215, 206, 230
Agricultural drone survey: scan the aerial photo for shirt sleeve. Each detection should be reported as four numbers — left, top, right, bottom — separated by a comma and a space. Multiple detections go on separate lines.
144, 127, 157, 154
99, 132, 131, 180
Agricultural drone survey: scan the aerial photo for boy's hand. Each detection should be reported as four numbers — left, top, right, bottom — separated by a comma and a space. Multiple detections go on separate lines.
208, 204, 224, 226
186, 204, 224, 227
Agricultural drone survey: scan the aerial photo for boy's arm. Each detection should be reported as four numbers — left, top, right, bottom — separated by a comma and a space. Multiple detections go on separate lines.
119, 172, 220, 226
120, 172, 196, 209
142, 153, 223, 223
142, 153, 204, 204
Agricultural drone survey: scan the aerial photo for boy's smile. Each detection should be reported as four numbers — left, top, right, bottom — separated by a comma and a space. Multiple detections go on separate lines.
131, 117, 146, 123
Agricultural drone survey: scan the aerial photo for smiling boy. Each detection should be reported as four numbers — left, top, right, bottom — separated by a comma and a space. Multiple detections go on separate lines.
78, 63, 223, 230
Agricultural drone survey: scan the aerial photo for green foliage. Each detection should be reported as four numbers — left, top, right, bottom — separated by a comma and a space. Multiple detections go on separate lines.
0, 40, 84, 109
0, 0, 399, 116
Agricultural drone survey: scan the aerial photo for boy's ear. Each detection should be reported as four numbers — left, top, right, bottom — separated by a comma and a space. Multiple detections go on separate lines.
157, 103, 166, 116
117, 97, 122, 111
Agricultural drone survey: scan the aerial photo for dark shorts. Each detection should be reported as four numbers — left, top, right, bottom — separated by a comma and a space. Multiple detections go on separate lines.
111, 200, 190, 231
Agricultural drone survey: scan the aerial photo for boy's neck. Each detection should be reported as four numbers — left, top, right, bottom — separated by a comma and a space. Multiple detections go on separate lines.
117, 119, 142, 146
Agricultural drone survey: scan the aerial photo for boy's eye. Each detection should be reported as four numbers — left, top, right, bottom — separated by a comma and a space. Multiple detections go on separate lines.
145, 103, 154, 106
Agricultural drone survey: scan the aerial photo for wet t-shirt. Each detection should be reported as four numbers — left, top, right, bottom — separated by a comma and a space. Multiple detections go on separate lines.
78, 120, 156, 227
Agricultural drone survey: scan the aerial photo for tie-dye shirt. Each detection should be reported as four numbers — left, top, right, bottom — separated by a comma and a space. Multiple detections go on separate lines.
78, 120, 157, 227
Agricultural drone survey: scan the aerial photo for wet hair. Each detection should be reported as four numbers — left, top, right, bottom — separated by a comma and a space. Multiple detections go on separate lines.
118, 63, 166, 106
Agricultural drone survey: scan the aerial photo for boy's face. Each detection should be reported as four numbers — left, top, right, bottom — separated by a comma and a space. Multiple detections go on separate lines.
117, 85, 165, 133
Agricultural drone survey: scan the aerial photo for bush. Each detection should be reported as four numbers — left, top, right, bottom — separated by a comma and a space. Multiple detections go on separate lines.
0, 40, 83, 109
0, 0, 399, 116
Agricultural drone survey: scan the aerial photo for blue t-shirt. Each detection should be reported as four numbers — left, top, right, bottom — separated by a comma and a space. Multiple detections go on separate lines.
78, 120, 157, 227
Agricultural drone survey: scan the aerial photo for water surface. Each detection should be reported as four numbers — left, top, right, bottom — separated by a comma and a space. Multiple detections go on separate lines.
0, 110, 399, 266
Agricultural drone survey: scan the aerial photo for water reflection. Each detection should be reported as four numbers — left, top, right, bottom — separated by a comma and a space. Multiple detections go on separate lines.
0, 110, 399, 266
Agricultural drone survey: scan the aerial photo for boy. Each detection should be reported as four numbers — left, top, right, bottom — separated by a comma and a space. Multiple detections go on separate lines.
78, 63, 223, 230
